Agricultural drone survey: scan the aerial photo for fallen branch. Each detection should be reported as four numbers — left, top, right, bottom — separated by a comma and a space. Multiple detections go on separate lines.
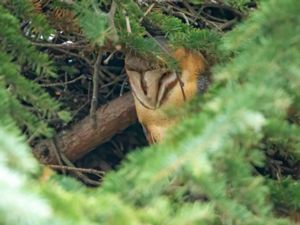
33, 92, 137, 164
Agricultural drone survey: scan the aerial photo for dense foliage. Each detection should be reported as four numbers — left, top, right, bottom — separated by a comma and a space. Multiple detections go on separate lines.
1, 0, 300, 224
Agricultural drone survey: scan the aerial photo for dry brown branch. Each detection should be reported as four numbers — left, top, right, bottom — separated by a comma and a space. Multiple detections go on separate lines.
107, 0, 119, 42
39, 75, 86, 87
90, 50, 103, 127
48, 165, 105, 177
33, 92, 137, 165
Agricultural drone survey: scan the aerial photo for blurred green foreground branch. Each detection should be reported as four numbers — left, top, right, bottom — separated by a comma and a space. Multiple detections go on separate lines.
1, 0, 300, 224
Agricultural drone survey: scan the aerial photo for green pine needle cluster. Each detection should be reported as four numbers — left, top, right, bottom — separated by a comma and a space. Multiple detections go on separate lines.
149, 12, 220, 58
0, 0, 300, 224
7, 0, 53, 36
0, 3, 69, 137
224, 0, 253, 10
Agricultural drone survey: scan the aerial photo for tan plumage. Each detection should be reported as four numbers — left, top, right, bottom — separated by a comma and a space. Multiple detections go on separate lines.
125, 47, 206, 143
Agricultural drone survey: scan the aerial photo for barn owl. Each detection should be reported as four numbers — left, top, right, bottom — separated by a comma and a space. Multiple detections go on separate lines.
125, 42, 206, 144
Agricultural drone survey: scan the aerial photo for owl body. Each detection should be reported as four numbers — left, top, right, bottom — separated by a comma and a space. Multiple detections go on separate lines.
126, 47, 206, 143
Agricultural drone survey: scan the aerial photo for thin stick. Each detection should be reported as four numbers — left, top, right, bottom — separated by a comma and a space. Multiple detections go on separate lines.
103, 51, 116, 64
180, 12, 190, 25
119, 74, 128, 96
51, 47, 92, 67
139, 3, 156, 23
51, 138, 66, 174
107, 0, 119, 42
48, 165, 105, 177
32, 41, 87, 49
60, 153, 101, 186
39, 75, 85, 87
90, 50, 103, 128
124, 10, 132, 33
145, 31, 172, 57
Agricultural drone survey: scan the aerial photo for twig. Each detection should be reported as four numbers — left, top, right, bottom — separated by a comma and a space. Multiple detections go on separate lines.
169, 3, 224, 31
182, 1, 198, 16
90, 50, 103, 128
27, 127, 42, 145
32, 41, 88, 49
63, 72, 68, 92
87, 79, 92, 102
39, 75, 86, 87
71, 101, 89, 118
180, 12, 190, 25
99, 74, 125, 89
51, 138, 66, 174
51, 47, 93, 67
107, 0, 119, 42
103, 51, 116, 64
60, 154, 101, 186
219, 18, 239, 30
48, 165, 105, 178
119, 73, 128, 96
104, 81, 118, 98
145, 31, 172, 57
101, 68, 118, 81
139, 3, 156, 23
124, 10, 132, 33
201, 3, 244, 18
110, 140, 124, 158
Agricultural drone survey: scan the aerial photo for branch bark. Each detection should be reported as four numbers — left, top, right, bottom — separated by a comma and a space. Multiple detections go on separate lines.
33, 92, 137, 164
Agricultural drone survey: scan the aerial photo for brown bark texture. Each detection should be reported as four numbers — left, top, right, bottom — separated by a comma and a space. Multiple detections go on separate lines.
33, 92, 137, 164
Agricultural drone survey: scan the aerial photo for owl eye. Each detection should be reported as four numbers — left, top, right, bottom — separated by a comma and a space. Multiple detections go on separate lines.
156, 71, 178, 107
197, 75, 211, 94
161, 71, 172, 78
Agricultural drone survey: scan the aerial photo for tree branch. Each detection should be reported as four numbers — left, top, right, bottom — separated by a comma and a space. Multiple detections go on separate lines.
33, 92, 137, 165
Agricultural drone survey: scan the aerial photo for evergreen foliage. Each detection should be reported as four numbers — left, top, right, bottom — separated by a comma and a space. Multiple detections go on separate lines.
149, 12, 220, 58
0, 2, 68, 137
73, 1, 108, 45
0, 0, 300, 224
6, 0, 53, 36
224, 0, 253, 10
